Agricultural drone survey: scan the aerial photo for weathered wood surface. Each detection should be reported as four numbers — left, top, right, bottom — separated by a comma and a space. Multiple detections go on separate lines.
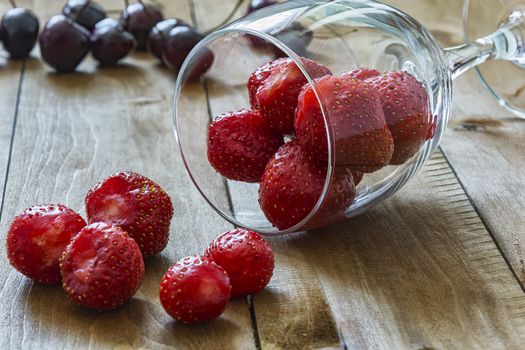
0, 0, 523, 349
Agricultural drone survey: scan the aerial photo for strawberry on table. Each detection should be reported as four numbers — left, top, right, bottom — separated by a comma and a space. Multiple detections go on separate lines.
205, 229, 274, 297
60, 222, 144, 311
250, 57, 332, 135
294, 74, 394, 172
160, 255, 231, 324
85, 171, 173, 258
368, 71, 433, 164
259, 140, 356, 230
207, 109, 284, 183
6, 204, 86, 285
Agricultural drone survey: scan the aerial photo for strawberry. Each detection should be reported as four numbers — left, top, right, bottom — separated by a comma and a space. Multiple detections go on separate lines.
367, 71, 433, 164
85, 171, 173, 258
259, 140, 356, 230
205, 229, 274, 297
251, 57, 331, 135
207, 109, 284, 182
294, 75, 394, 172
342, 67, 380, 81
6, 204, 86, 285
60, 222, 144, 310
160, 255, 231, 324
247, 59, 276, 108
303, 166, 360, 230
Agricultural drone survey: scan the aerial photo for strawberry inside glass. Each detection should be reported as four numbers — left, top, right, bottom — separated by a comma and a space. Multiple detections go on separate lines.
173, 0, 525, 234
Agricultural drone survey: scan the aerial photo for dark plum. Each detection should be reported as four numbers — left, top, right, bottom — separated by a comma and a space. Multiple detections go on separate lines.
148, 18, 189, 60
120, 3, 163, 50
162, 26, 213, 80
91, 18, 136, 66
39, 15, 91, 72
63, 0, 107, 31
247, 0, 278, 13
0, 8, 39, 58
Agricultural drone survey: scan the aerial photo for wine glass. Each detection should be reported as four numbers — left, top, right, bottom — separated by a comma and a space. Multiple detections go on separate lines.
173, 0, 524, 235
463, 0, 525, 117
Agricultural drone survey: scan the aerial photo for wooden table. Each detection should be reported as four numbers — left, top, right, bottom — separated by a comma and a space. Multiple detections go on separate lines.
0, 0, 523, 348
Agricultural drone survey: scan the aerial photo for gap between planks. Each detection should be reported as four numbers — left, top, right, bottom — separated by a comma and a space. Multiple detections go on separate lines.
426, 151, 525, 331
0, 60, 26, 222
439, 149, 525, 294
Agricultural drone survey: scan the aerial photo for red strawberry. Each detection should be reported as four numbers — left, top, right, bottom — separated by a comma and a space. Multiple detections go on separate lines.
60, 222, 144, 310
247, 59, 276, 108
252, 57, 331, 135
367, 71, 432, 164
342, 67, 380, 81
294, 75, 394, 172
205, 229, 274, 297
85, 171, 173, 258
6, 204, 86, 285
160, 255, 231, 324
302, 166, 360, 230
207, 109, 284, 182
259, 140, 356, 230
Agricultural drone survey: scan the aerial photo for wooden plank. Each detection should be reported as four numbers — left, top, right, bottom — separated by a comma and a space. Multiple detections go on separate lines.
441, 108, 525, 283
0, 0, 31, 212
194, 0, 525, 348
0, 1, 255, 349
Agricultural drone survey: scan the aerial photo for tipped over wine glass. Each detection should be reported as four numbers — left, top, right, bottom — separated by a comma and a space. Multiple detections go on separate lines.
173, 0, 525, 235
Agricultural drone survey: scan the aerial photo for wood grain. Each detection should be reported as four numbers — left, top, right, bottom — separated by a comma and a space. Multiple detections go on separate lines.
0, 1, 255, 349
442, 110, 525, 283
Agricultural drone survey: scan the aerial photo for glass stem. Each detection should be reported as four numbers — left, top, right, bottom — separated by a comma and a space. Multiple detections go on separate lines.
444, 9, 524, 79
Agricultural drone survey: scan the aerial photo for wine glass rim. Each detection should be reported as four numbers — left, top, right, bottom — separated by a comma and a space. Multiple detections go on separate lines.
173, 27, 335, 236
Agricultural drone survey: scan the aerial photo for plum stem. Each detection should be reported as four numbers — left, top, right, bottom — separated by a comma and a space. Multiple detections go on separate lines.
204, 0, 246, 35
8, 0, 16, 8
122, 0, 130, 21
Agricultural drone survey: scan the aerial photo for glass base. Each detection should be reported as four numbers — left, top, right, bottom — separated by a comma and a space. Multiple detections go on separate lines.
463, 0, 525, 118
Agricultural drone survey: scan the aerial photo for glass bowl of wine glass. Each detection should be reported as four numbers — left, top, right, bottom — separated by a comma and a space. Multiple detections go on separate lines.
173, 0, 524, 235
